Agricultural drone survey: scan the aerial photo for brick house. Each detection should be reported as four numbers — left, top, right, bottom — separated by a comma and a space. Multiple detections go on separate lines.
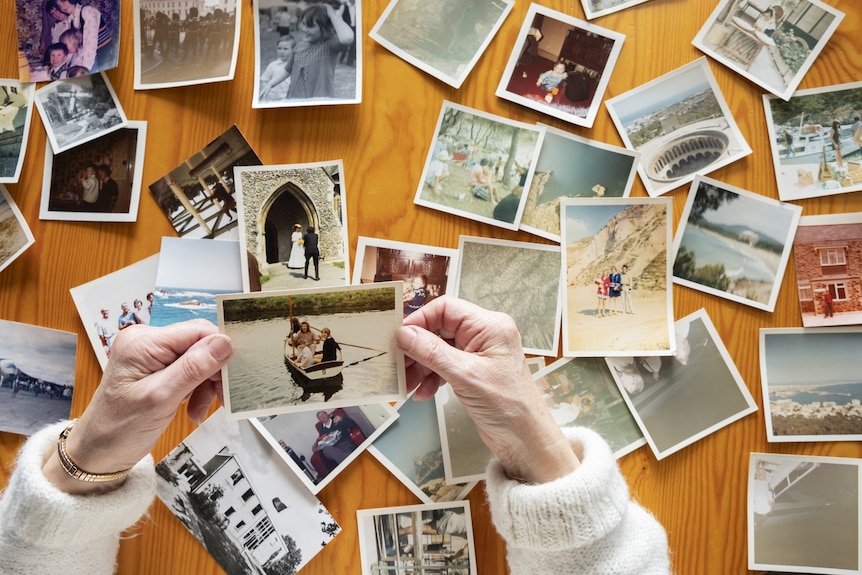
793, 222, 862, 316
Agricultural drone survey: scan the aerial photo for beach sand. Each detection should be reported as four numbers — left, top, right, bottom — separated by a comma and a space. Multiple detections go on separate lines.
0, 203, 28, 266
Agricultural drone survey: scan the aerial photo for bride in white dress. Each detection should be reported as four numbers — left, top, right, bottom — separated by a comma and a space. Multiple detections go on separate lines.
287, 223, 305, 269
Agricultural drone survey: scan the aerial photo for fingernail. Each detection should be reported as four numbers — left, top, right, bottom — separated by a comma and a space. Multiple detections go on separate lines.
208, 334, 234, 361
395, 326, 415, 351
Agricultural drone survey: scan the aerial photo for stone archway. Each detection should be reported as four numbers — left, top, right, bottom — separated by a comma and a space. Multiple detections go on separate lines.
261, 183, 317, 264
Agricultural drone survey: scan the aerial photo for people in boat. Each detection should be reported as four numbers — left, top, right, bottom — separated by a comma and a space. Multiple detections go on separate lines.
296, 340, 315, 369
317, 327, 341, 362
292, 321, 317, 353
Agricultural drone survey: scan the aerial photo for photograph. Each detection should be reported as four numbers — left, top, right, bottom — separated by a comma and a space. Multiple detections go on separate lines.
0, 81, 35, 184
133, 0, 241, 89
533, 357, 645, 458
605, 58, 752, 197
235, 161, 348, 291
748, 453, 860, 574
69, 254, 159, 370
251, 402, 399, 494
369, 0, 512, 89
34, 71, 127, 153
760, 327, 862, 442
561, 197, 674, 357
580, 0, 653, 20
693, 0, 844, 100
0, 185, 35, 274
606, 309, 757, 459
763, 81, 862, 201
150, 237, 244, 327
155, 408, 340, 575
525, 356, 545, 374
452, 235, 561, 356
793, 212, 862, 327
352, 236, 457, 318
495, 4, 624, 128
217, 283, 406, 419
672, 175, 802, 312
148, 125, 261, 240
435, 384, 492, 483
357, 501, 477, 575
519, 123, 639, 242
253, 0, 361, 107
39, 121, 146, 222
15, 0, 121, 81
0, 319, 76, 436
368, 395, 478, 504
413, 101, 543, 230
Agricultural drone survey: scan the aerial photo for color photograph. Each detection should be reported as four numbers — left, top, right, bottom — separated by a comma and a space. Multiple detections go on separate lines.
580, 0, 653, 20
436, 384, 492, 484
0, 81, 35, 184
0, 184, 35, 274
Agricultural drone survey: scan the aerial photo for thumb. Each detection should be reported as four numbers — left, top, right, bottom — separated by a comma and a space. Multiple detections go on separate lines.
396, 325, 463, 384
159, 334, 234, 403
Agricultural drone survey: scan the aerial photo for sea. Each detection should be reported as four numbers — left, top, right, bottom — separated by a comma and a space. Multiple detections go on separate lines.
680, 226, 776, 282
770, 382, 862, 406
149, 287, 238, 327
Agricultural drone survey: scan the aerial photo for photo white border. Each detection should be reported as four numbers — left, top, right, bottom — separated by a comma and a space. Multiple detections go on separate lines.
581, 0, 653, 20
352, 236, 458, 286
0, 184, 35, 274
0, 80, 35, 184
436, 383, 491, 484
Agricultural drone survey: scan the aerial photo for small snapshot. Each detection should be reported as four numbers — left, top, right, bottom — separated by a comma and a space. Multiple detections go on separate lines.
0, 184, 35, 274
0, 81, 35, 184
436, 384, 492, 484
580, 0, 653, 20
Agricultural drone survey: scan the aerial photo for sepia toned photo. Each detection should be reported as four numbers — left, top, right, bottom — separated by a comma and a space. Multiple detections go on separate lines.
0, 184, 35, 274
672, 175, 801, 312
580, 0, 653, 20
495, 4, 624, 128
0, 81, 35, 184
435, 384, 491, 483
605, 58, 751, 197
561, 197, 674, 357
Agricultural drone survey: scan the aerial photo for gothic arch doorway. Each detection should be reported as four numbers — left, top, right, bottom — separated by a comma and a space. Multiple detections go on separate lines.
261, 184, 317, 264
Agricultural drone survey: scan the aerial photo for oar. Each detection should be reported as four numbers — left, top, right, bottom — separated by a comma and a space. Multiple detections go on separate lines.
341, 351, 388, 369
306, 324, 387, 353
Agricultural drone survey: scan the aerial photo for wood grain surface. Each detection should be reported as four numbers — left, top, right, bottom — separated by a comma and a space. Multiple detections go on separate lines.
1, 0, 861, 573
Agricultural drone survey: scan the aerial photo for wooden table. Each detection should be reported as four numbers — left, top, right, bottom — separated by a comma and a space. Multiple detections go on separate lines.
1, 0, 860, 573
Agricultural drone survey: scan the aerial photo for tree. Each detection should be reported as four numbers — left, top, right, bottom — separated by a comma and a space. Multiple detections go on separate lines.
501, 127, 520, 187
690, 183, 738, 223
265, 535, 302, 575
674, 247, 730, 291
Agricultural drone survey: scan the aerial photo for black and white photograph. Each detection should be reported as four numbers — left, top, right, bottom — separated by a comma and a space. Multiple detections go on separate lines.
519, 123, 639, 242
133, 0, 241, 89
414, 101, 543, 230
368, 395, 478, 504
39, 121, 146, 222
607, 309, 757, 459
534, 357, 646, 457
672, 175, 801, 312
605, 58, 752, 197
369, 0, 512, 89
352, 237, 457, 318
0, 320, 76, 435
748, 453, 860, 574
495, 4, 624, 128
251, 402, 399, 494
217, 283, 406, 420
148, 125, 261, 240
763, 81, 862, 201
253, 0, 361, 107
561, 197, 674, 357
155, 408, 340, 575
580, 0, 653, 20
15, 0, 121, 81
435, 384, 492, 483
0, 81, 35, 184
693, 0, 844, 101
760, 327, 862, 443
452, 235, 561, 356
34, 71, 126, 153
0, 184, 35, 274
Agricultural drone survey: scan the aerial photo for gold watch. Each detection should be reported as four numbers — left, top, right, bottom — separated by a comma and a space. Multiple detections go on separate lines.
57, 419, 132, 483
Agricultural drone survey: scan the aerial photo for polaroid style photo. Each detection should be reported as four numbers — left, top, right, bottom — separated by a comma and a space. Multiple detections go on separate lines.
34, 72, 127, 153
369, 0, 512, 89
70, 254, 159, 370
368, 394, 478, 504
352, 236, 457, 318
435, 384, 492, 484
580, 0, 653, 20
534, 357, 646, 458
525, 356, 545, 374
252, 0, 361, 108
607, 309, 757, 460
0, 185, 35, 274
793, 213, 862, 328
150, 237, 243, 327
155, 408, 340, 575
251, 402, 398, 494
452, 235, 560, 356
763, 81, 862, 201
217, 282, 406, 420
520, 123, 639, 242
0, 320, 76, 435
0, 81, 35, 184
495, 4, 624, 128
748, 453, 860, 574
605, 58, 752, 197
235, 161, 348, 291
357, 501, 477, 575
760, 327, 862, 443
561, 197, 674, 357
693, 0, 844, 101
414, 101, 543, 230
133, 0, 241, 90
672, 175, 801, 312
39, 121, 146, 222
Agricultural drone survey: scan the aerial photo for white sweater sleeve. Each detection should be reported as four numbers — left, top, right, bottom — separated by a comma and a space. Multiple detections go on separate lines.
484, 427, 671, 575
0, 421, 156, 575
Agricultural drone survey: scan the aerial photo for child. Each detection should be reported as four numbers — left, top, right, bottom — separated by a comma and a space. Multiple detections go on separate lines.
59, 28, 86, 70
79, 164, 99, 209
594, 271, 608, 318
259, 35, 295, 101
403, 275, 428, 316
536, 61, 567, 101
45, 43, 70, 80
